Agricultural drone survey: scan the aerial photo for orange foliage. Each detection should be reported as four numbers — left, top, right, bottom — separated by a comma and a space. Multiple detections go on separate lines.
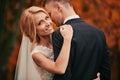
7, 41, 20, 80
71, 0, 120, 50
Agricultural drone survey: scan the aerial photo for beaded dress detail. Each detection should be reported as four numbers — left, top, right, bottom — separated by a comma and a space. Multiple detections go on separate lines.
31, 45, 54, 80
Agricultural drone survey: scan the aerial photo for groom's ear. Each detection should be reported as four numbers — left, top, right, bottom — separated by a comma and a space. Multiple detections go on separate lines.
54, 2, 62, 12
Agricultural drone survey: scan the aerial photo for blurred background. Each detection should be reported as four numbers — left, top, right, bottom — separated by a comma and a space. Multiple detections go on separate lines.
0, 0, 120, 80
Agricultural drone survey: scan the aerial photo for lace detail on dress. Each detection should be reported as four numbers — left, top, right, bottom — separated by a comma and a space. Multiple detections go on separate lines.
31, 45, 54, 80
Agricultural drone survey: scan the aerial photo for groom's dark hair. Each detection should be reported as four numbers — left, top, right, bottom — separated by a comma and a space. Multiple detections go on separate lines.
41, 0, 71, 7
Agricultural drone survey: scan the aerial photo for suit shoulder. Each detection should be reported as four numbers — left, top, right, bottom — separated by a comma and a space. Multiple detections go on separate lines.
52, 29, 63, 39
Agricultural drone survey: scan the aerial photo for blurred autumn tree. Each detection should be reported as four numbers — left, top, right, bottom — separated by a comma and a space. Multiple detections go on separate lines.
0, 0, 24, 79
0, 0, 119, 80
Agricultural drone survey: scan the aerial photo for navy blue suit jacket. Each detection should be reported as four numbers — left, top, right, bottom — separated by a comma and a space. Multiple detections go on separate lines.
52, 18, 111, 80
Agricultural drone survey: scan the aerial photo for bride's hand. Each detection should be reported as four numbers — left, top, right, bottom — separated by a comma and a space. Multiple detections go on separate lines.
60, 25, 73, 41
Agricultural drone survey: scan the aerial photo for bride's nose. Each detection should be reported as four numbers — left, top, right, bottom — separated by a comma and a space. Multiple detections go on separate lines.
45, 20, 52, 27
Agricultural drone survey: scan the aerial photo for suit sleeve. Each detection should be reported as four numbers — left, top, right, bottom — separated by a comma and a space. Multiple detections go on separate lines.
99, 32, 111, 80
52, 30, 63, 61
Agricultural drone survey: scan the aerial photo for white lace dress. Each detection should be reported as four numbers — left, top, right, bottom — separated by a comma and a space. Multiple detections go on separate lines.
31, 45, 54, 80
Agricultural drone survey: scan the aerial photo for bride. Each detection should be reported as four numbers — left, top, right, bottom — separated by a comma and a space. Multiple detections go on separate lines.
14, 6, 73, 80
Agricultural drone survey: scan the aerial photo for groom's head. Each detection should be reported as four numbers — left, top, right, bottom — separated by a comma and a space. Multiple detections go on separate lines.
42, 0, 73, 26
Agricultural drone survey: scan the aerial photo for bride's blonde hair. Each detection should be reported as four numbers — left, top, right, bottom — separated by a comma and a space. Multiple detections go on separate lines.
19, 6, 49, 43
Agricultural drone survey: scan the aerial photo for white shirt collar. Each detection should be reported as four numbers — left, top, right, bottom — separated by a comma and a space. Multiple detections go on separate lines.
63, 15, 80, 24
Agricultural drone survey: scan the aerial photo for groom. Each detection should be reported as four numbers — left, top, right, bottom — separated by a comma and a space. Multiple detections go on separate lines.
42, 0, 111, 80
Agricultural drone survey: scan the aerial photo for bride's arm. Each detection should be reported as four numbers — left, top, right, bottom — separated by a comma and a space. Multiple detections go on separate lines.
32, 25, 73, 74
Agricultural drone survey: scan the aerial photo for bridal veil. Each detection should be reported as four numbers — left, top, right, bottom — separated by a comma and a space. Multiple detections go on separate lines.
14, 35, 41, 80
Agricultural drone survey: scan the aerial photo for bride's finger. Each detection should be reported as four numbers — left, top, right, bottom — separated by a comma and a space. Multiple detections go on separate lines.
60, 26, 64, 32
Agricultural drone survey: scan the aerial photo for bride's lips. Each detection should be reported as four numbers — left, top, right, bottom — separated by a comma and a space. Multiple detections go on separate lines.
45, 26, 53, 32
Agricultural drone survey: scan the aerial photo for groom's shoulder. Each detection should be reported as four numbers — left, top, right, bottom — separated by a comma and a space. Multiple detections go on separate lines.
53, 28, 60, 34
52, 28, 62, 38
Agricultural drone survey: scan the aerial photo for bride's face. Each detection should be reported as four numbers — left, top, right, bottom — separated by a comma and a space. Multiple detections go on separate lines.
34, 12, 54, 37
